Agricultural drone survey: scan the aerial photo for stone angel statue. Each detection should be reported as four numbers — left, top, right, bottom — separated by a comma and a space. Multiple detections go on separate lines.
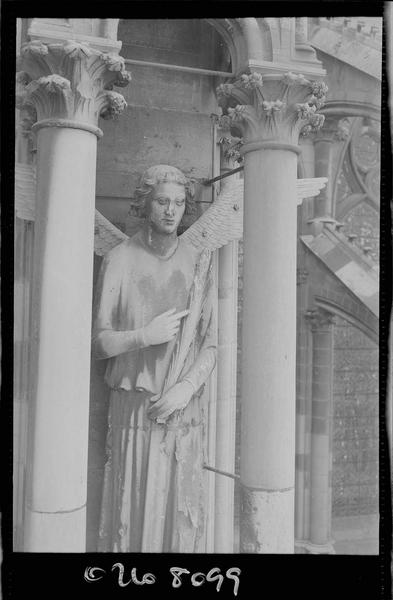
92, 164, 244, 553
14, 158, 325, 553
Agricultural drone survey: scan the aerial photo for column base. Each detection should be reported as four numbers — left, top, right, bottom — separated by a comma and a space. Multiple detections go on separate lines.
24, 505, 86, 552
240, 485, 294, 553
295, 539, 336, 554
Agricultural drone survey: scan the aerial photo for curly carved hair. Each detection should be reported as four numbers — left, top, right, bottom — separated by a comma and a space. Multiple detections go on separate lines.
129, 164, 196, 219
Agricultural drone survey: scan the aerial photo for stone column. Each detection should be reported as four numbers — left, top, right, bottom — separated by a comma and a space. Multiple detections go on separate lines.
304, 307, 335, 554
17, 40, 130, 551
310, 116, 350, 232
217, 71, 327, 553
295, 18, 309, 45
213, 122, 241, 552
294, 268, 312, 551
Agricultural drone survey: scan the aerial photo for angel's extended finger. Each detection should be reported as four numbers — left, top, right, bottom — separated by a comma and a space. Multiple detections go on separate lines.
169, 331, 181, 340
168, 325, 180, 333
147, 396, 168, 413
154, 405, 174, 421
149, 394, 160, 404
148, 406, 169, 421
156, 411, 174, 424
159, 308, 177, 318
170, 309, 189, 321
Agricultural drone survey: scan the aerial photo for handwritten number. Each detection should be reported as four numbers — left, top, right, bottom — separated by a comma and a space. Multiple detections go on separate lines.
226, 568, 241, 597
191, 572, 206, 587
206, 568, 224, 592
86, 564, 239, 594
170, 567, 190, 588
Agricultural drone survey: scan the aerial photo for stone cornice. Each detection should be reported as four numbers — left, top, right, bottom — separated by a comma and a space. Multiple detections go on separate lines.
16, 41, 131, 133
27, 23, 122, 55
217, 71, 327, 149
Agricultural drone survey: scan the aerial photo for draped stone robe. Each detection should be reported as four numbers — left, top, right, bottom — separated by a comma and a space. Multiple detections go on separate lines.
92, 231, 216, 552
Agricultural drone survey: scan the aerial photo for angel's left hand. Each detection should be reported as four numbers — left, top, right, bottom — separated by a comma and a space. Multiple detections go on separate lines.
147, 380, 194, 423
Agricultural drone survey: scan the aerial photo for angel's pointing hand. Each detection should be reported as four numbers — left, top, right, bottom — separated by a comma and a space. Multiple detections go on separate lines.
143, 308, 189, 346
147, 380, 194, 422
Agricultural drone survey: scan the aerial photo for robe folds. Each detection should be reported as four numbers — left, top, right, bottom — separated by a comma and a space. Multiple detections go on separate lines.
92, 231, 216, 552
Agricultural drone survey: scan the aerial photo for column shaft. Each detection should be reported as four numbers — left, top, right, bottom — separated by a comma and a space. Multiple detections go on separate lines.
308, 313, 335, 553
240, 148, 297, 553
24, 126, 97, 551
294, 270, 312, 547
17, 37, 130, 552
214, 240, 238, 552
217, 68, 327, 553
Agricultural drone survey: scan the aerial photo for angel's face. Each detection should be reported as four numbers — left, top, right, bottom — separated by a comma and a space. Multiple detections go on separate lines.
148, 182, 186, 235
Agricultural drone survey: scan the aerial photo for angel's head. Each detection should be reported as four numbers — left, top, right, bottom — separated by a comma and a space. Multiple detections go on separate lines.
131, 165, 195, 235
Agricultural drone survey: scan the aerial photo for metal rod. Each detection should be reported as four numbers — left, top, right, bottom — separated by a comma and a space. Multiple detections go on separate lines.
203, 464, 240, 481
124, 58, 234, 78
203, 165, 244, 186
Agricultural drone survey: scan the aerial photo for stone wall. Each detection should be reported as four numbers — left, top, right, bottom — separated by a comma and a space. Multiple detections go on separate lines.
332, 317, 379, 516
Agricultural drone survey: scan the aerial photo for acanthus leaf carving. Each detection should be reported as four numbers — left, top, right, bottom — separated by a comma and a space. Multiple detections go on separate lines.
262, 99, 285, 116
62, 40, 95, 60
100, 52, 126, 71
113, 70, 132, 87
217, 70, 328, 147
98, 90, 128, 119
217, 117, 244, 166
21, 40, 49, 57
17, 40, 131, 130
30, 74, 71, 94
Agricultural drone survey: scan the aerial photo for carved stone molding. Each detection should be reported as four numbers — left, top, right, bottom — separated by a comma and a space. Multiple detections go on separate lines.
16, 40, 131, 135
304, 307, 336, 331
216, 71, 327, 152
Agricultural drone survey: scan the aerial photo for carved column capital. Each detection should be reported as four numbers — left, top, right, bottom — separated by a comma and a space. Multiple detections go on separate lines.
216, 71, 327, 154
305, 307, 336, 331
217, 115, 243, 168
16, 40, 131, 137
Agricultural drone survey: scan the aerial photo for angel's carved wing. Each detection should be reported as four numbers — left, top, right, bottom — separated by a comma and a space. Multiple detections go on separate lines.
180, 177, 244, 252
94, 210, 129, 256
180, 175, 327, 252
15, 162, 129, 255
15, 161, 327, 256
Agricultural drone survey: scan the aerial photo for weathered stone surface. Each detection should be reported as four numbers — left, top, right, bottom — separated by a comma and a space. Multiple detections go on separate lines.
240, 487, 295, 553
